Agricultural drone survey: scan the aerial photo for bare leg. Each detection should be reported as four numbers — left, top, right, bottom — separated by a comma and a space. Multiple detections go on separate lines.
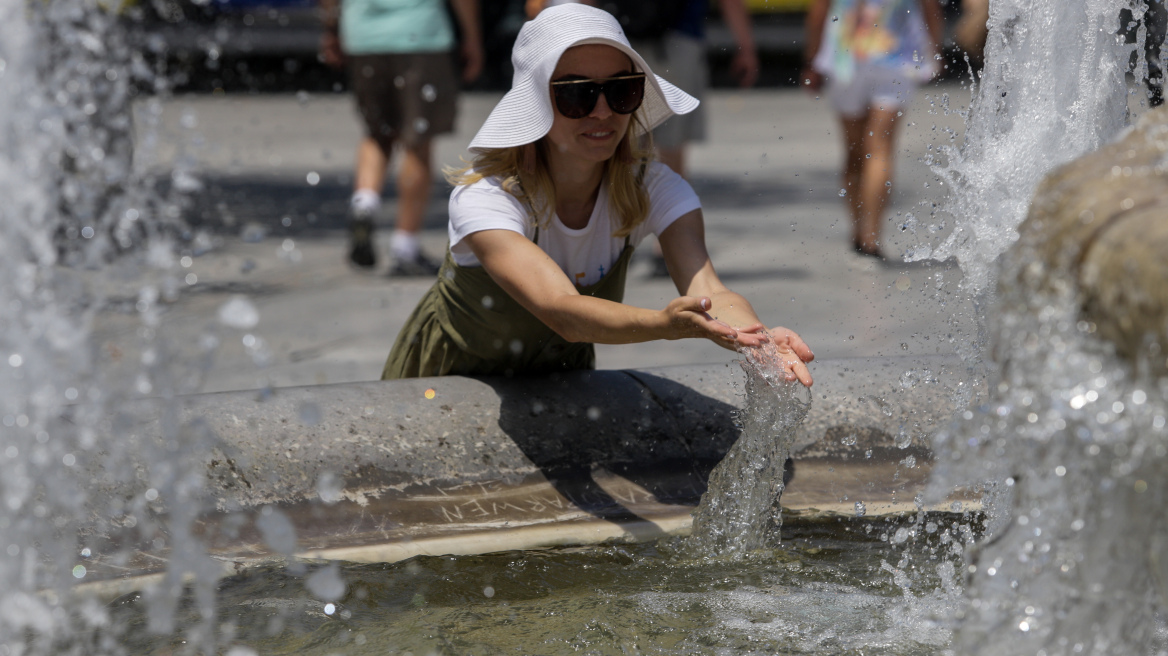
395, 140, 432, 235
347, 136, 392, 269
355, 136, 391, 197
839, 113, 869, 249
855, 107, 901, 256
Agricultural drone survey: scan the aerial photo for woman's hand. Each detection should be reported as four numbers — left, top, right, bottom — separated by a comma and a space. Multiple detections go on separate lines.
736, 325, 815, 387
661, 296, 741, 347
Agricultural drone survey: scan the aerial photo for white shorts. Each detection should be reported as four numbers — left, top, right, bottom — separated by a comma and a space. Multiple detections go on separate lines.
826, 63, 916, 118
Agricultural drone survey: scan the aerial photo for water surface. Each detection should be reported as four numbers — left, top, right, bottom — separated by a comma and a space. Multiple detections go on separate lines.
111, 511, 977, 655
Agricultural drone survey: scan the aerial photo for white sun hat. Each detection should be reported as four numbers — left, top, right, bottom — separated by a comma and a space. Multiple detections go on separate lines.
467, 3, 699, 153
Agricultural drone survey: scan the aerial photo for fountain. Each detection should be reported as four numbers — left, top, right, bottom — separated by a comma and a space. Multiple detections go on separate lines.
1, 0, 1165, 653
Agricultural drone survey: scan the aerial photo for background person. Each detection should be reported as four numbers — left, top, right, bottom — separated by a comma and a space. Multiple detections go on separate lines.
382, 4, 814, 385
802, 0, 944, 260
320, 0, 484, 276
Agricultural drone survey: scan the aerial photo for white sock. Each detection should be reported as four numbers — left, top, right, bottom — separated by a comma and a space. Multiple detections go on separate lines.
350, 189, 381, 218
390, 230, 420, 260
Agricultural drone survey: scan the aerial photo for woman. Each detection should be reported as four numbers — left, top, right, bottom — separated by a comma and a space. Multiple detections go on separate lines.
801, 0, 944, 259
382, 3, 814, 386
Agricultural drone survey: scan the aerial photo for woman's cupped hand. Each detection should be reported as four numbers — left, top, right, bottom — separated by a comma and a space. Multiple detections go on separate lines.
736, 325, 815, 387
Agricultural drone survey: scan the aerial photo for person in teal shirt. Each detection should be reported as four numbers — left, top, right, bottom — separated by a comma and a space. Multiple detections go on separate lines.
320, 0, 483, 276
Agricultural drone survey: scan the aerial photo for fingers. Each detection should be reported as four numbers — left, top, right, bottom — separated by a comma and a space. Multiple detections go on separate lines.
769, 327, 815, 363
789, 358, 814, 387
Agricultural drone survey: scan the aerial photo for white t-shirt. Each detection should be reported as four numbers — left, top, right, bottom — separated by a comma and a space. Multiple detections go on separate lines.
448, 162, 701, 287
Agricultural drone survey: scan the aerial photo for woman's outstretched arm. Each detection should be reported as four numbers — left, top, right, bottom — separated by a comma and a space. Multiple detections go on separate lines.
658, 209, 815, 385
465, 228, 742, 348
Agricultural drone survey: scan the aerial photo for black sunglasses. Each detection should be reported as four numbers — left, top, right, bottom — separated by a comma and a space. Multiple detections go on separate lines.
549, 73, 646, 119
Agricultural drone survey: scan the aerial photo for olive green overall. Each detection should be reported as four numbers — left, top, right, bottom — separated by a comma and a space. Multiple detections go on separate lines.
382, 234, 634, 379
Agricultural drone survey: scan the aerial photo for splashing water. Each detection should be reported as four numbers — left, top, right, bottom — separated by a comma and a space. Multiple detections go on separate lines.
688, 341, 811, 557
928, 231, 1168, 655
916, 0, 1135, 296
0, 1, 229, 653
920, 2, 1168, 654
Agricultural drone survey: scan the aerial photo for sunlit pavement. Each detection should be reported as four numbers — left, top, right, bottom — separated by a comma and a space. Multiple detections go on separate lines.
113, 83, 974, 394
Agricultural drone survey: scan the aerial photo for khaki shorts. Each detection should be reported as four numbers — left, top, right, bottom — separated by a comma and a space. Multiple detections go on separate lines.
348, 51, 459, 149
632, 32, 708, 149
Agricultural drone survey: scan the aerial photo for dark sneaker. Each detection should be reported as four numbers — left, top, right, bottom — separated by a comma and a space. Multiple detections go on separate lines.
388, 251, 441, 277
348, 218, 377, 269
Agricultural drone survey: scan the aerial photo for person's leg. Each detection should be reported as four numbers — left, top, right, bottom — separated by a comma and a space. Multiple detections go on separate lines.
390, 139, 433, 265
385, 51, 457, 276
854, 107, 901, 256
347, 53, 399, 269
838, 112, 870, 249
345, 135, 393, 268
355, 136, 391, 196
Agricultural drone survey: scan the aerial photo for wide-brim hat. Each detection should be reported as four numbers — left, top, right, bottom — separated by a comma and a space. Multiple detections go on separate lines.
467, 3, 699, 153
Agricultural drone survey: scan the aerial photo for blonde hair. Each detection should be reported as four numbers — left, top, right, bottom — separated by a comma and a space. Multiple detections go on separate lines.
446, 111, 655, 238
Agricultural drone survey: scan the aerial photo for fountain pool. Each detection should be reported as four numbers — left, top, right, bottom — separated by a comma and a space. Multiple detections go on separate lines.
2, 0, 1166, 653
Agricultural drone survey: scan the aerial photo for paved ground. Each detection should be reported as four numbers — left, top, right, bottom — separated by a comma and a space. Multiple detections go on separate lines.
106, 82, 975, 394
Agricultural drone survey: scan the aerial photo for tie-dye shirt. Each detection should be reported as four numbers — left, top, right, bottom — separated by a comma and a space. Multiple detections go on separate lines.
812, 0, 937, 84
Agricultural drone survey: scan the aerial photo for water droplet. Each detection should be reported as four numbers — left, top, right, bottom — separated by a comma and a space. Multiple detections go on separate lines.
307, 562, 347, 602
421, 84, 437, 102
217, 296, 259, 330
256, 508, 298, 555
306, 171, 320, 186
72, 565, 86, 579
483, 586, 495, 598
838, 188, 847, 197
854, 501, 866, 517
